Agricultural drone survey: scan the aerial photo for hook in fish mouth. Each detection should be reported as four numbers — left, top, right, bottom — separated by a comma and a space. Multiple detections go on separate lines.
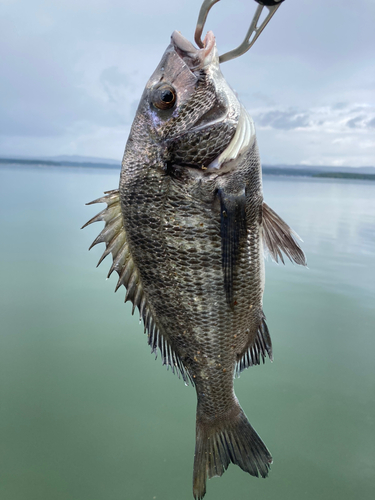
171, 30, 217, 71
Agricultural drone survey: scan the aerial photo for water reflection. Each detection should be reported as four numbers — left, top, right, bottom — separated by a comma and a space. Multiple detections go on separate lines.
0, 166, 374, 500
263, 176, 375, 303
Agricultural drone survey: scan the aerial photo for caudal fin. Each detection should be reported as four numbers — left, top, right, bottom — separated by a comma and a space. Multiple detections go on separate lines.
193, 404, 272, 500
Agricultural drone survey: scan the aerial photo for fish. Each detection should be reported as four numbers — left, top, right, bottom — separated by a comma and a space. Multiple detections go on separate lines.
83, 30, 306, 499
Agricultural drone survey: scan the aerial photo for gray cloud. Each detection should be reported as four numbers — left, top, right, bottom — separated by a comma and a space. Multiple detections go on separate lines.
250, 92, 276, 107
346, 115, 366, 129
332, 102, 348, 110
350, 105, 373, 113
367, 117, 375, 129
100, 66, 130, 88
100, 66, 131, 105
256, 110, 310, 130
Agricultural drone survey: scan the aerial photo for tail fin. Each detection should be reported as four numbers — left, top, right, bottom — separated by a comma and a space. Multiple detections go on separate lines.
193, 404, 272, 500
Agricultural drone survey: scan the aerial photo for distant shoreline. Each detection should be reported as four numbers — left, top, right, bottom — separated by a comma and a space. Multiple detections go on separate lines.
1, 157, 375, 182
259, 167, 375, 181
0, 157, 120, 170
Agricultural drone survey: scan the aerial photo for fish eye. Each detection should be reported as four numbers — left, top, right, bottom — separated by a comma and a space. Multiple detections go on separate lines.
151, 83, 176, 110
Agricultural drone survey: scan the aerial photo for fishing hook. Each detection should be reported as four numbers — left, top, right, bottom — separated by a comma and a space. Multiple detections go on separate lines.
194, 0, 285, 63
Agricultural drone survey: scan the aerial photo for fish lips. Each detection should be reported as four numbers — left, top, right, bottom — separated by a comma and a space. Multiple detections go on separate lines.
171, 30, 217, 72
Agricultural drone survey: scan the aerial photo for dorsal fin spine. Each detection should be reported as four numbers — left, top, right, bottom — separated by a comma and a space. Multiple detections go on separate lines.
124, 271, 137, 303
132, 285, 143, 315
139, 295, 147, 319
82, 208, 106, 227
89, 213, 122, 249
86, 190, 120, 207
107, 240, 128, 278
115, 258, 134, 292
97, 231, 123, 267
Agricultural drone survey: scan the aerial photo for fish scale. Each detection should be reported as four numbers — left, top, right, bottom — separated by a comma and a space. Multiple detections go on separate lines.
84, 29, 306, 500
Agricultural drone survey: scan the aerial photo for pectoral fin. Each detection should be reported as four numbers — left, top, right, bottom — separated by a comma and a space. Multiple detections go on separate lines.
262, 202, 306, 266
217, 187, 247, 307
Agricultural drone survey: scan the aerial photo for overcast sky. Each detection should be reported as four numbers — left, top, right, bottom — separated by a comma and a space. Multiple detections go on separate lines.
1, 0, 374, 166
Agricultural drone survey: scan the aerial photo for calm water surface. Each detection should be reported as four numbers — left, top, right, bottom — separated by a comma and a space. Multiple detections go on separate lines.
0, 165, 374, 500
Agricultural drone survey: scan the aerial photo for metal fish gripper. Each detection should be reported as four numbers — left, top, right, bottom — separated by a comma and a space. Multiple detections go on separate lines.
194, 0, 286, 63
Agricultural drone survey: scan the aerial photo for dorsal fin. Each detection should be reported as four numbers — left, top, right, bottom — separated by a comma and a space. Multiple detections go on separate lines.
82, 190, 193, 385
262, 202, 306, 266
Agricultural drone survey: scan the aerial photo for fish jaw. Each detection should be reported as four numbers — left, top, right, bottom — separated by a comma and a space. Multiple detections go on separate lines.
171, 30, 217, 72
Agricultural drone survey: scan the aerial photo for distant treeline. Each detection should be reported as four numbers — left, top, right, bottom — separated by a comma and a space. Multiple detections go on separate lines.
313, 172, 375, 181
0, 158, 61, 166
1, 157, 375, 181
0, 158, 119, 169
262, 167, 317, 177
262, 167, 375, 181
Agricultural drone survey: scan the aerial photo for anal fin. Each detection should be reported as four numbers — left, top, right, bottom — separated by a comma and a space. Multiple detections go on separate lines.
236, 316, 273, 376
262, 202, 306, 266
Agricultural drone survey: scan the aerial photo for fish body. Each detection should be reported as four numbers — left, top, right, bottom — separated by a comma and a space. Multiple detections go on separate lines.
85, 30, 305, 499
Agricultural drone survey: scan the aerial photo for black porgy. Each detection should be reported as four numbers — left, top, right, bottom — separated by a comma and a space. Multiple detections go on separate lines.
84, 30, 306, 500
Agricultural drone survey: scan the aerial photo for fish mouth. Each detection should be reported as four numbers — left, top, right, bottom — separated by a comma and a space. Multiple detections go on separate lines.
171, 30, 217, 71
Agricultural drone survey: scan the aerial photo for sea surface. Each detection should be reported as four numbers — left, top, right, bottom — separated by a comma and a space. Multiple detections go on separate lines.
0, 165, 374, 500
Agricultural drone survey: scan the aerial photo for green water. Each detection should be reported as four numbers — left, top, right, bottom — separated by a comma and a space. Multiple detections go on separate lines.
0, 165, 374, 500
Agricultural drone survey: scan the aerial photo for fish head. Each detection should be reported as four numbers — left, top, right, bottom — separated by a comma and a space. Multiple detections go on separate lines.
135, 31, 242, 169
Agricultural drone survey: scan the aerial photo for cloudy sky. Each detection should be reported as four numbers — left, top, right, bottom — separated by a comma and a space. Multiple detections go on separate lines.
1, 0, 374, 166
